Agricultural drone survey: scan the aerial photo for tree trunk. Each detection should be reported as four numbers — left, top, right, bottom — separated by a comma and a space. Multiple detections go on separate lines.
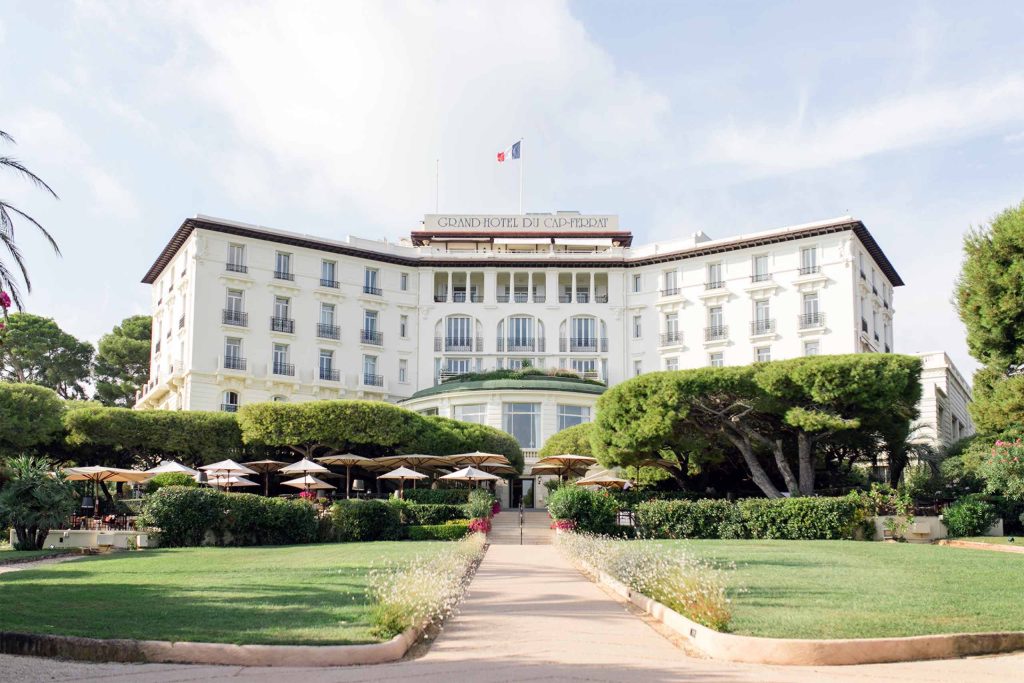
797, 432, 816, 496
722, 429, 782, 498
745, 429, 799, 495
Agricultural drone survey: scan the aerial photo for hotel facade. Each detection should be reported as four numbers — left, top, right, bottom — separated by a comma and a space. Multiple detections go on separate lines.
137, 212, 901, 499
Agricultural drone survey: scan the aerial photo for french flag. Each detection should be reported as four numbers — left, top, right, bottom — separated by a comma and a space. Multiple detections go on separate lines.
497, 140, 521, 163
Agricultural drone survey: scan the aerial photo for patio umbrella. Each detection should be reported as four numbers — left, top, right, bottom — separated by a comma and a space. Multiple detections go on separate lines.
144, 461, 198, 477
241, 459, 288, 496
372, 454, 449, 488
200, 459, 257, 476
316, 453, 374, 499
440, 466, 501, 488
378, 466, 427, 499
476, 462, 517, 475
64, 466, 152, 517
207, 474, 259, 491
279, 458, 331, 494
575, 470, 629, 489
533, 454, 598, 480
281, 475, 336, 492
444, 451, 511, 467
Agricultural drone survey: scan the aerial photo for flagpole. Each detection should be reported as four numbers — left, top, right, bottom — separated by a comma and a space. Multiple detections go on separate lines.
518, 138, 524, 215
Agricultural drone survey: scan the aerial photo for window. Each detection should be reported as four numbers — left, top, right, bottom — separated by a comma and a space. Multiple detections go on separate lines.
400, 273, 409, 291
503, 403, 539, 448
274, 296, 290, 319
272, 343, 291, 374
799, 247, 818, 274
400, 314, 409, 338
632, 273, 642, 293
362, 355, 380, 385
274, 251, 292, 279
665, 312, 679, 338
802, 292, 819, 318
364, 309, 378, 331
752, 254, 769, 282
570, 316, 595, 343
557, 404, 591, 431
709, 352, 724, 367
508, 316, 534, 347
708, 305, 724, 336
663, 270, 678, 294
706, 262, 723, 288
319, 349, 335, 379
398, 358, 408, 383
633, 360, 643, 377
454, 403, 486, 424
756, 346, 771, 362
571, 358, 597, 376
632, 314, 642, 338
221, 391, 239, 412
364, 267, 380, 294
804, 341, 820, 356
753, 299, 772, 334
320, 303, 335, 326
665, 357, 679, 371
227, 244, 246, 272
320, 260, 338, 287
419, 407, 439, 417
447, 316, 472, 347
226, 289, 243, 312
224, 337, 243, 370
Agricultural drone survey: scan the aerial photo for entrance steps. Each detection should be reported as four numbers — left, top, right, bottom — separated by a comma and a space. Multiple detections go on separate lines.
488, 510, 554, 545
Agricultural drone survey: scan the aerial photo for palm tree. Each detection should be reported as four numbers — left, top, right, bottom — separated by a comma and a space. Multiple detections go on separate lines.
0, 130, 60, 309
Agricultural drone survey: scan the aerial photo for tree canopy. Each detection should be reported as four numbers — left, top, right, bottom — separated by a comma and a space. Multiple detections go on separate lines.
539, 422, 594, 457
0, 313, 93, 398
94, 315, 152, 407
0, 383, 65, 456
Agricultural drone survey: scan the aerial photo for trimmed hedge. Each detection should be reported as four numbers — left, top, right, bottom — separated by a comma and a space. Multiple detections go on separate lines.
329, 499, 402, 542
145, 471, 198, 494
406, 522, 470, 541
611, 489, 705, 511
140, 486, 317, 547
547, 486, 618, 534
403, 489, 471, 505
408, 503, 467, 525
634, 499, 744, 539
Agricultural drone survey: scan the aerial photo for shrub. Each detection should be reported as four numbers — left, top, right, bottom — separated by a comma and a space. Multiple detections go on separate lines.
635, 499, 744, 539
145, 471, 198, 494
942, 496, 999, 537
406, 523, 470, 541
118, 498, 145, 516
403, 489, 471, 505
408, 503, 467, 526
738, 497, 860, 540
0, 456, 77, 550
546, 486, 618, 534
609, 489, 703, 511
465, 489, 495, 519
139, 486, 223, 547
978, 439, 1024, 501
330, 499, 402, 542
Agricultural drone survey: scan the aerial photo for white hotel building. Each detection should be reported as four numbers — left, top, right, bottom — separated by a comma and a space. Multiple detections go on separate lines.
137, 212, 901, 493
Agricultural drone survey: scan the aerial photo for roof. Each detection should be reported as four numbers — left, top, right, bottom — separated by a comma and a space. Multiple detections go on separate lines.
142, 214, 903, 286
404, 375, 608, 401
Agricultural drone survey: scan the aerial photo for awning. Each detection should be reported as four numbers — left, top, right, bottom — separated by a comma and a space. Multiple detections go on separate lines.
554, 237, 614, 247
494, 237, 551, 245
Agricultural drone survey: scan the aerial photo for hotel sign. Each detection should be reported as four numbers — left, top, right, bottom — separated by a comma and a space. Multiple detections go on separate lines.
423, 214, 619, 231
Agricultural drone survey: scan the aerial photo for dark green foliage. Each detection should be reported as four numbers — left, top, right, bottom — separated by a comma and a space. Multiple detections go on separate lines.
0, 383, 64, 455
465, 489, 495, 519
0, 456, 77, 549
538, 422, 594, 457
634, 499, 745, 539
406, 523, 470, 541
942, 496, 999, 537
139, 487, 316, 547
144, 472, 197, 493
738, 497, 862, 540
609, 489, 704, 510
546, 486, 618, 534
93, 315, 152, 408
405, 503, 467, 525
0, 313, 93, 399
329, 499, 402, 542
403, 488, 470, 505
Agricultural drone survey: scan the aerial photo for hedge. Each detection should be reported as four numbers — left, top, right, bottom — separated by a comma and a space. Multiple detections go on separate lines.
329, 499, 402, 542
406, 522, 470, 541
140, 486, 317, 547
547, 486, 618, 534
403, 489, 471, 505
610, 489, 705, 511
634, 499, 744, 539
407, 503, 467, 525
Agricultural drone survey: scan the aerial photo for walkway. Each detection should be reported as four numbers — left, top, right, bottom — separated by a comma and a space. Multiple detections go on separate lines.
1, 543, 1022, 681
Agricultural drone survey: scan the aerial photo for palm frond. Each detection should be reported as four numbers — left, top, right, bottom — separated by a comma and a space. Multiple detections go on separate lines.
0, 131, 14, 145
0, 260, 25, 310
0, 201, 61, 255
0, 156, 59, 199
0, 225, 32, 293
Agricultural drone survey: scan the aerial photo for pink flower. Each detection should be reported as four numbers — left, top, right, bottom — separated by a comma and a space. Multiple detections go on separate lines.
0, 291, 9, 309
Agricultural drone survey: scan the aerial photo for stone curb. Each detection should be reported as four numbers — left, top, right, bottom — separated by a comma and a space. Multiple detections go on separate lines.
936, 539, 1024, 554
0, 627, 421, 667
574, 559, 1024, 666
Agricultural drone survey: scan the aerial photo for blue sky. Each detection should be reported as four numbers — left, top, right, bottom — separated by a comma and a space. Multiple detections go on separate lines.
2, 1, 1024, 378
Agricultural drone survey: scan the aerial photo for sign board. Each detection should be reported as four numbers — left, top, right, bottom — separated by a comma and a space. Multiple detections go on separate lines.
422, 214, 619, 231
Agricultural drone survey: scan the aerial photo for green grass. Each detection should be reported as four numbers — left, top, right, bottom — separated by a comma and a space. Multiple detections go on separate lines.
661, 540, 1024, 639
959, 536, 1022, 546
0, 545, 72, 564
0, 542, 446, 645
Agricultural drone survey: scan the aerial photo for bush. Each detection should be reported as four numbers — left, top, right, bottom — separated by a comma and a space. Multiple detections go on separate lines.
406, 523, 470, 541
330, 499, 402, 542
609, 489, 703, 511
546, 486, 618, 534
0, 456, 77, 550
403, 489, 471, 505
738, 497, 860, 540
465, 489, 495, 519
139, 486, 316, 547
408, 503, 467, 526
634, 499, 744, 539
145, 471, 198, 494
978, 439, 1024, 501
942, 496, 999, 537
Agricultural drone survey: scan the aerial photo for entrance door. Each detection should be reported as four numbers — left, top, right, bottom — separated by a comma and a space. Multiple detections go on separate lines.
510, 478, 536, 509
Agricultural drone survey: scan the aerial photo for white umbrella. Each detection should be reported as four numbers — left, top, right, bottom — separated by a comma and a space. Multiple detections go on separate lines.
317, 453, 374, 499
241, 459, 289, 496
144, 461, 199, 477
444, 451, 511, 467
199, 459, 257, 476
279, 458, 331, 493
64, 466, 152, 517
533, 454, 597, 480
282, 475, 336, 491
575, 470, 629, 489
440, 466, 501, 488
378, 466, 427, 499
207, 474, 259, 490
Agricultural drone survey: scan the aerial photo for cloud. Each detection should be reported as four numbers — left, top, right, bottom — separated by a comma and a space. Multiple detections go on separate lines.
701, 76, 1024, 174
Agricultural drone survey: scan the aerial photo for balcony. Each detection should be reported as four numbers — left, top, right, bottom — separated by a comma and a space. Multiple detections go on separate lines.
220, 403, 239, 413
660, 287, 681, 297
436, 336, 482, 352
317, 323, 341, 340
226, 262, 248, 274
361, 329, 383, 345
272, 362, 295, 377
273, 270, 294, 281
750, 319, 776, 335
660, 331, 682, 346
448, 291, 484, 303
559, 337, 608, 352
223, 309, 248, 327
705, 280, 725, 291
271, 317, 295, 333
751, 273, 772, 283
499, 337, 539, 352
704, 325, 728, 342
799, 265, 821, 276
558, 294, 571, 303
799, 312, 826, 329
320, 277, 339, 289
223, 356, 247, 371
363, 373, 384, 387
319, 367, 341, 381
362, 284, 382, 296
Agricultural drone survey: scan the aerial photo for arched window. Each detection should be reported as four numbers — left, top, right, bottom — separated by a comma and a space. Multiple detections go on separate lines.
221, 391, 239, 413
560, 316, 605, 352
499, 315, 542, 352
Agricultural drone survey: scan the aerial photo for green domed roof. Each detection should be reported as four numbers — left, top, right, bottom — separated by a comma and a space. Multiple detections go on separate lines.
405, 372, 607, 401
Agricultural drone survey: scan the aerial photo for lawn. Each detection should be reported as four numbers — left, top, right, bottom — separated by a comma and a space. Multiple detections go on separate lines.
0, 542, 447, 645
0, 545, 72, 564
663, 540, 1024, 639
959, 536, 1021, 546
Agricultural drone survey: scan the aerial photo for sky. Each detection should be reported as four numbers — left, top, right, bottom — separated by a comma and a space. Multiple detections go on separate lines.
2, 0, 1024, 379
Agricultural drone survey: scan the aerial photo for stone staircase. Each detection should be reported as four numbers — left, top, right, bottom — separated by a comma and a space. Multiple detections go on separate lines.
487, 509, 555, 545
